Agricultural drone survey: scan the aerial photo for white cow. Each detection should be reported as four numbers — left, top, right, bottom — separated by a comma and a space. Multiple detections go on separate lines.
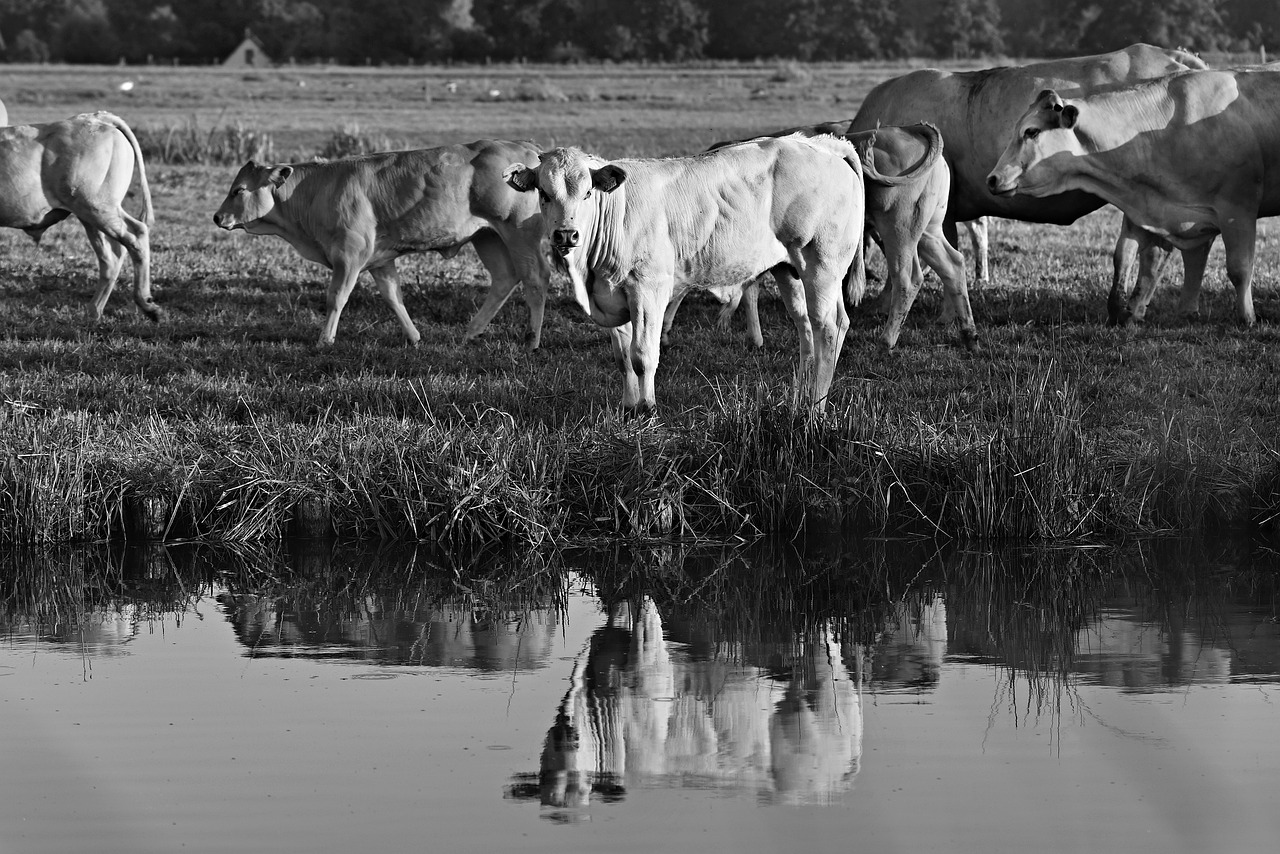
504, 136, 865, 412
988, 69, 1280, 327
0, 111, 159, 321
213, 140, 551, 347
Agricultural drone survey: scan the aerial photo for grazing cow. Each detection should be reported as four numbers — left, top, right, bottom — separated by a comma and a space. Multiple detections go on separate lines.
0, 111, 159, 322
504, 136, 865, 412
850, 43, 1210, 323
212, 139, 551, 347
679, 121, 977, 351
988, 69, 1280, 327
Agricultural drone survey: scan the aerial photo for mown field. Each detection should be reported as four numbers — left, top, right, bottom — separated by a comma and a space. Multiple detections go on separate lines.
0, 61, 1278, 548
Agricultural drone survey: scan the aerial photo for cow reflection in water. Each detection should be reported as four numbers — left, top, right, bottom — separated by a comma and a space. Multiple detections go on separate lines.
510, 597, 864, 811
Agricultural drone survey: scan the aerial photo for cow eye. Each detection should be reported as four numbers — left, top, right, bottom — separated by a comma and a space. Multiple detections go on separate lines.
1024, 128, 1040, 140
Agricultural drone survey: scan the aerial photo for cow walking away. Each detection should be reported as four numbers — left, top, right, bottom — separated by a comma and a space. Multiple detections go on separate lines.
504, 136, 865, 413
677, 121, 978, 352
213, 139, 551, 347
989, 69, 1280, 327
851, 43, 1210, 323
0, 111, 159, 322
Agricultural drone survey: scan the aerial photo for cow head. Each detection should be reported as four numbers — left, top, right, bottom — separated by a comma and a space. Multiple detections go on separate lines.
504, 148, 625, 260
986, 89, 1082, 198
213, 160, 294, 229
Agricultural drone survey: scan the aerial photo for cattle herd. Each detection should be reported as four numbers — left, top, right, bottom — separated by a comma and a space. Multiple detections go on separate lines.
1, 44, 1273, 413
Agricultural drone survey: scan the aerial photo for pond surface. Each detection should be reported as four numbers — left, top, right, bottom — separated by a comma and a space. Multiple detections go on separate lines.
2, 540, 1279, 853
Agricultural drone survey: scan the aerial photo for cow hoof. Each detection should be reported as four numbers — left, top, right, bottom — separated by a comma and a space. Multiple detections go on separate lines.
523, 332, 541, 350
145, 306, 166, 324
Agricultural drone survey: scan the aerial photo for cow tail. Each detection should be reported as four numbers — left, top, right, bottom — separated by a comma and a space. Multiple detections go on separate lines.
858, 121, 944, 187
843, 152, 867, 307
99, 111, 154, 228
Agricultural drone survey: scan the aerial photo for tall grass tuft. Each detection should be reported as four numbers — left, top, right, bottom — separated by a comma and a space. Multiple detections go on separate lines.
135, 117, 276, 165
315, 124, 408, 160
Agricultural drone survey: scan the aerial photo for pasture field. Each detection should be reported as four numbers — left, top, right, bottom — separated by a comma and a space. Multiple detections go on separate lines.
0, 62, 1277, 548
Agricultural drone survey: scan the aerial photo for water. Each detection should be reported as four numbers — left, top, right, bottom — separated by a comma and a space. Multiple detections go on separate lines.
2, 540, 1278, 853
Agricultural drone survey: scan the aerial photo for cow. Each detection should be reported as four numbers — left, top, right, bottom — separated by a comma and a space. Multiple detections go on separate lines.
849, 43, 1210, 324
673, 121, 978, 352
988, 69, 1280, 328
0, 111, 159, 322
212, 139, 551, 348
503, 136, 865, 413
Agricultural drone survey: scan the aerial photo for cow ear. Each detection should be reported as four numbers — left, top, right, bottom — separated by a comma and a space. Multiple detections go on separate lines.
504, 163, 537, 193
591, 164, 626, 193
1060, 104, 1079, 129
268, 165, 293, 187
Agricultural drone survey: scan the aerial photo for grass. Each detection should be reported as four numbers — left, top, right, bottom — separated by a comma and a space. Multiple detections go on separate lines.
0, 63, 1278, 547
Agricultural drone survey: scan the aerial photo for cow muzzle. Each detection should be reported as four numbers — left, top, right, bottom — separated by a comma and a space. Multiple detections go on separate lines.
986, 172, 1017, 197
213, 212, 237, 229
551, 229, 580, 256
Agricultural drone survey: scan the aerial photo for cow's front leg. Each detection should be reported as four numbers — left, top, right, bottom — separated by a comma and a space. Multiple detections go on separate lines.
1120, 223, 1175, 326
1174, 241, 1212, 319
628, 286, 669, 414
1220, 214, 1259, 327
609, 324, 642, 410
319, 260, 363, 345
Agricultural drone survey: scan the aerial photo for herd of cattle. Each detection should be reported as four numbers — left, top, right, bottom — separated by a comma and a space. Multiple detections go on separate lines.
2, 43, 1275, 412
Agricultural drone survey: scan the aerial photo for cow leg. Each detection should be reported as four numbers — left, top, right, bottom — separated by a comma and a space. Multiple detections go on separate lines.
1122, 229, 1176, 326
877, 229, 922, 351
659, 289, 690, 347
628, 285, 670, 414
82, 223, 128, 322
919, 227, 979, 352
800, 255, 851, 411
864, 229, 894, 314
1220, 218, 1259, 326
465, 231, 548, 350
1173, 241, 1213, 319
319, 260, 363, 345
965, 218, 990, 286
1107, 218, 1140, 325
721, 280, 764, 348
772, 269, 814, 369
84, 208, 161, 323
367, 261, 422, 346
609, 324, 643, 411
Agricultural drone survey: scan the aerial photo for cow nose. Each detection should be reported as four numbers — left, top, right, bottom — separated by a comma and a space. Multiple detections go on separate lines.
213, 212, 227, 227
552, 229, 579, 248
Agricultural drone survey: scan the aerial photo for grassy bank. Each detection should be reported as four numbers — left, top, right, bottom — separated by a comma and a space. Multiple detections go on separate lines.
0, 65, 1278, 546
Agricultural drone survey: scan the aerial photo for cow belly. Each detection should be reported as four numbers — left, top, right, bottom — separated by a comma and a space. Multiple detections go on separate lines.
0, 183, 54, 229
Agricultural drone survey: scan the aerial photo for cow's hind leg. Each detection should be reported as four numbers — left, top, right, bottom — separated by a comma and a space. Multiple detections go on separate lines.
919, 226, 979, 351
368, 261, 422, 346
465, 231, 549, 350
82, 223, 129, 322
1220, 215, 1259, 326
84, 209, 161, 322
1122, 228, 1176, 326
964, 218, 990, 286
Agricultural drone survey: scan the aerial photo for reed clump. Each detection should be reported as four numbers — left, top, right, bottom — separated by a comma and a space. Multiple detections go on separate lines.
135, 117, 276, 165
0, 367, 1270, 547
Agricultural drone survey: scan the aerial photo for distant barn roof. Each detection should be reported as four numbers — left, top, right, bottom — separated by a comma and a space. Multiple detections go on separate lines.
223, 30, 272, 68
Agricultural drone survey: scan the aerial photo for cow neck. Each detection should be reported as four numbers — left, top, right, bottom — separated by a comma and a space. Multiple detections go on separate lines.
562, 189, 616, 316
257, 166, 314, 239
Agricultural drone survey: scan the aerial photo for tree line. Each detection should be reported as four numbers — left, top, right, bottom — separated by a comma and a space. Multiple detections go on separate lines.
0, 0, 1273, 66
